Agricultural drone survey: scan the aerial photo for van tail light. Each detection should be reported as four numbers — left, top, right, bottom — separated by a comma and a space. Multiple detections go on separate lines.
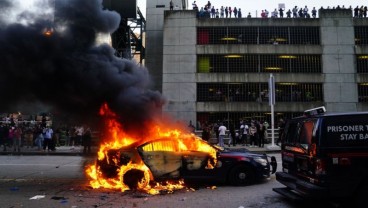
339, 158, 351, 166
315, 158, 327, 176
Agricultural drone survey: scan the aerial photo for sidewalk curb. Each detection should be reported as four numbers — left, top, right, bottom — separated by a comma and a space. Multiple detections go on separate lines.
0, 144, 281, 156
0, 152, 95, 156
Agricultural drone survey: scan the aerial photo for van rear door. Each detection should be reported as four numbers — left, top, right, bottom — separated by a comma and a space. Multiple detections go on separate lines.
282, 118, 318, 181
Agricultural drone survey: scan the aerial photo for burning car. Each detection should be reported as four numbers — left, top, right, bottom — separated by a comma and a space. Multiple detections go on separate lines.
86, 104, 276, 194
87, 125, 276, 194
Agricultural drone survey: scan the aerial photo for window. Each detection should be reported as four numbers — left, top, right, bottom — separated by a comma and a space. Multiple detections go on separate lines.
284, 122, 300, 144
197, 26, 320, 45
259, 27, 289, 44
276, 83, 323, 102
299, 121, 315, 149
289, 27, 320, 44
197, 83, 323, 102
355, 26, 368, 45
197, 83, 228, 102
358, 83, 368, 102
197, 54, 322, 73
357, 55, 368, 73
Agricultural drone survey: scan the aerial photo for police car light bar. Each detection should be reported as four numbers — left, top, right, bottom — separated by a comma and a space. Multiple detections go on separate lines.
304, 106, 326, 116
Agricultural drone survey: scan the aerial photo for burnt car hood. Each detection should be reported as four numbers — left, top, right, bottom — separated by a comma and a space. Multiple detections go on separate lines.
219, 148, 277, 174
220, 148, 266, 157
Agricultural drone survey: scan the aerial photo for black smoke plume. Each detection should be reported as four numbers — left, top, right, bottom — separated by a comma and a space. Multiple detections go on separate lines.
0, 0, 165, 132
0, 0, 13, 26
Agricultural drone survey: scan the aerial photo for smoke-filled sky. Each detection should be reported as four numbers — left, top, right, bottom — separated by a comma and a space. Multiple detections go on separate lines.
0, 0, 164, 130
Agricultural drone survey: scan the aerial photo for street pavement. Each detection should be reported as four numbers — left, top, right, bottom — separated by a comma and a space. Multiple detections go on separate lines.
0, 142, 281, 156
0, 145, 98, 156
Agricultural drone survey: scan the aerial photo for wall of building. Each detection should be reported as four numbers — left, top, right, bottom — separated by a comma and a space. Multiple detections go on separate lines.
320, 9, 357, 112
146, 0, 187, 93
162, 10, 197, 124
159, 9, 368, 125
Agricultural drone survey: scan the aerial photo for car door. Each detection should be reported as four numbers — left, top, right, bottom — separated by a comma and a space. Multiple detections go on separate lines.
138, 140, 183, 179
180, 151, 218, 180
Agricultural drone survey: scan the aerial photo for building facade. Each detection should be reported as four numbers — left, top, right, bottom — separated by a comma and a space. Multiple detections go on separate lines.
146, 5, 368, 128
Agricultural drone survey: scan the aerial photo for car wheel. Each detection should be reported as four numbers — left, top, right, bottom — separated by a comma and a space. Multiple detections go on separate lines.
228, 165, 256, 186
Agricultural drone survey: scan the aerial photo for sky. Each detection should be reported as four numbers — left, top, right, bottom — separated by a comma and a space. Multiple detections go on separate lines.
137, 0, 367, 17
7, 1, 368, 20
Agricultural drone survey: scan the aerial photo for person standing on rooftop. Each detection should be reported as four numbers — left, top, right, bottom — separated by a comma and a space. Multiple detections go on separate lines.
247, 12, 251, 18
211, 6, 215, 18
265, 9, 269, 17
292, 6, 298, 18
312, 7, 317, 18
354, 6, 359, 18
169, 0, 173, 10
303, 6, 309, 17
233, 7, 238, 18
286, 9, 291, 18
192, 1, 198, 10
279, 7, 284, 18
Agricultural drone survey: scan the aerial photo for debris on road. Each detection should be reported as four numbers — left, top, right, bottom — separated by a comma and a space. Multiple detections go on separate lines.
9, 187, 19, 191
29, 195, 46, 200
51, 196, 67, 200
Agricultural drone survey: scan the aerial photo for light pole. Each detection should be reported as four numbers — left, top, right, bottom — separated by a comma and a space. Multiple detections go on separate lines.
267, 73, 280, 150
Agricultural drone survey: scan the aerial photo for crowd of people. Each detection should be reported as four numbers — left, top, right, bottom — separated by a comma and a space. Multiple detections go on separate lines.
200, 118, 286, 148
0, 117, 94, 154
193, 1, 244, 18
191, 1, 368, 19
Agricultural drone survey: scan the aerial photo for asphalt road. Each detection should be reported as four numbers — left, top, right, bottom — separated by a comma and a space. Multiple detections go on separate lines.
0, 154, 344, 208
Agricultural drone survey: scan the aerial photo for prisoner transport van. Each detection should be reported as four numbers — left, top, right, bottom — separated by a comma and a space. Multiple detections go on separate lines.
273, 107, 368, 206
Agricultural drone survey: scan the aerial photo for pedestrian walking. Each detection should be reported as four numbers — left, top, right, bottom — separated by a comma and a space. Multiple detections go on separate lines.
218, 123, 227, 147
249, 123, 258, 147
13, 126, 22, 152
43, 126, 54, 151
34, 128, 44, 151
83, 126, 92, 154
258, 122, 265, 147
240, 121, 249, 146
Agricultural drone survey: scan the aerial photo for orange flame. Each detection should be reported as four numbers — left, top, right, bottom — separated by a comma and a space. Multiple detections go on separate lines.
86, 104, 218, 195
43, 28, 53, 37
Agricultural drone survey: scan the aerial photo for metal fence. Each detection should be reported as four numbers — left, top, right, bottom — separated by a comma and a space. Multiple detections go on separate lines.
197, 26, 320, 45
358, 83, 368, 102
197, 83, 323, 102
197, 54, 322, 73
